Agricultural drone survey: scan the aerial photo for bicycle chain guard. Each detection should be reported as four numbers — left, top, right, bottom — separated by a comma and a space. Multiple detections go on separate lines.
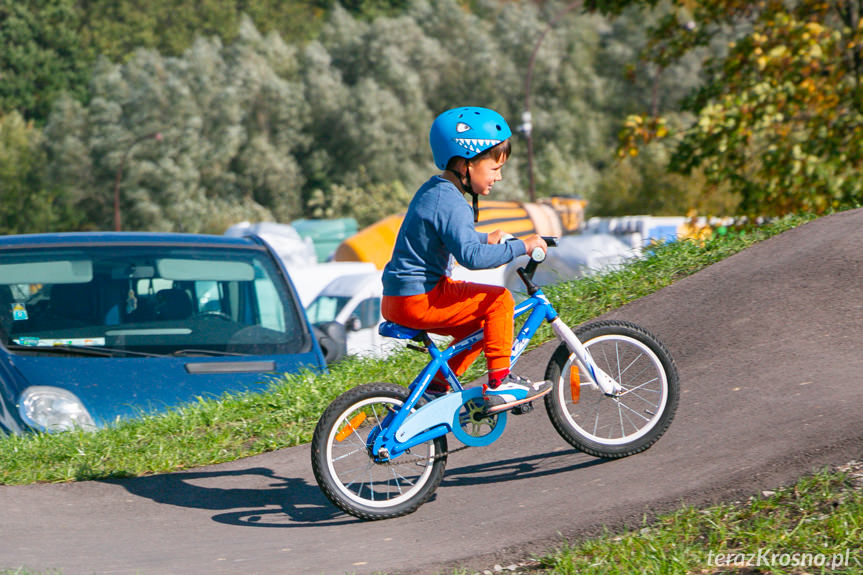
394, 387, 507, 448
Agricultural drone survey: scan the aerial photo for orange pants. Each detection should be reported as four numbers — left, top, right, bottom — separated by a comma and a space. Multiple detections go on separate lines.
381, 277, 514, 376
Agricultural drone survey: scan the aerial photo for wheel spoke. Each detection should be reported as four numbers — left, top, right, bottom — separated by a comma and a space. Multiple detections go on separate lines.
618, 376, 660, 397
332, 447, 364, 462
618, 386, 661, 410
390, 467, 418, 489
617, 399, 625, 436
337, 462, 374, 477
617, 351, 645, 381
619, 360, 653, 389
614, 395, 652, 422
389, 468, 404, 496
370, 404, 383, 426
617, 399, 643, 434
367, 468, 376, 501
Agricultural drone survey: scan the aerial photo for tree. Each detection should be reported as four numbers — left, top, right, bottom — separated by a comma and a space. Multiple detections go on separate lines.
28, 0, 722, 234
307, 179, 413, 226
0, 0, 89, 122
0, 111, 82, 233
79, 0, 324, 62
615, 0, 863, 215
43, 18, 309, 232
590, 144, 739, 216
0, 0, 335, 126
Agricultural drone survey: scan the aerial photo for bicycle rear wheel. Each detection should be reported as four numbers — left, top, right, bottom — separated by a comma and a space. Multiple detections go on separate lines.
544, 320, 679, 459
310, 382, 447, 520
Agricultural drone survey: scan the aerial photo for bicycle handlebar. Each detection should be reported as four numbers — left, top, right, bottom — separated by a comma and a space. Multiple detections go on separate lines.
517, 236, 559, 295
530, 236, 559, 262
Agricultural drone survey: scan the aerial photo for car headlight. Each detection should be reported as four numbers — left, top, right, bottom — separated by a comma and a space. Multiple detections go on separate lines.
19, 386, 96, 433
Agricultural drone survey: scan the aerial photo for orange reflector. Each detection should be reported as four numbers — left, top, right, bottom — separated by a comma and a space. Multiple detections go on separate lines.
569, 364, 581, 404
335, 412, 367, 442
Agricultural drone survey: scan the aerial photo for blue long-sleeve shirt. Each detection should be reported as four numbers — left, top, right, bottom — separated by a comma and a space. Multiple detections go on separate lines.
382, 175, 527, 296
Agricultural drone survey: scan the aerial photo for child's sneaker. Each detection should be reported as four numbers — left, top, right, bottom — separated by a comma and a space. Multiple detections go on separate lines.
483, 374, 552, 414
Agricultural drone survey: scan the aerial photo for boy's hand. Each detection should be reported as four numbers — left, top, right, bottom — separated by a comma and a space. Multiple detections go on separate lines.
522, 234, 547, 255
487, 229, 505, 244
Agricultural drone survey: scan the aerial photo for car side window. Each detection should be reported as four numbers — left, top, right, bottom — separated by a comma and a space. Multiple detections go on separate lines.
355, 297, 381, 329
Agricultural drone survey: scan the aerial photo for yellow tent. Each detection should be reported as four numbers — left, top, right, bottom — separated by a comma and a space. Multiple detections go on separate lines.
333, 214, 403, 269
333, 198, 586, 270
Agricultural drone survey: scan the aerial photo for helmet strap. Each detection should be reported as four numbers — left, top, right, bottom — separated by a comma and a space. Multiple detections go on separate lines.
472, 193, 479, 223
445, 166, 479, 223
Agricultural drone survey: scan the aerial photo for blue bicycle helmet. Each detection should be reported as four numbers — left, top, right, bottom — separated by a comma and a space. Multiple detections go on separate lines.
429, 107, 512, 170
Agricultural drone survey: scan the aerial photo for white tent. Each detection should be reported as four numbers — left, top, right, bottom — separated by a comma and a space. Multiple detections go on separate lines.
504, 233, 636, 293
225, 222, 318, 269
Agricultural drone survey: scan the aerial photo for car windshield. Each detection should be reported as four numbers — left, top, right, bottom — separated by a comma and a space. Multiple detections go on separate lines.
306, 295, 351, 324
0, 244, 308, 357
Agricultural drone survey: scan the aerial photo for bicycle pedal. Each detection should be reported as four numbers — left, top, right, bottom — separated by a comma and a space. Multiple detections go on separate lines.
511, 401, 534, 415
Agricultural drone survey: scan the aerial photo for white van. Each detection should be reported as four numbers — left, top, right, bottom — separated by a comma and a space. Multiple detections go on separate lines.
305, 272, 389, 357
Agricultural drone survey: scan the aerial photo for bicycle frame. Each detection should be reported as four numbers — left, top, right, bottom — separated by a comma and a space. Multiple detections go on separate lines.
370, 284, 623, 462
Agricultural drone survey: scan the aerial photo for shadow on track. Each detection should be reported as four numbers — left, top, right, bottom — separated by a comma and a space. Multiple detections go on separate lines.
106, 448, 605, 527
104, 467, 359, 528
442, 448, 607, 487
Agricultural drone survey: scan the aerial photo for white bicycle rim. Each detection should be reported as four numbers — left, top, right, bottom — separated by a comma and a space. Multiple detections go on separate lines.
557, 333, 669, 445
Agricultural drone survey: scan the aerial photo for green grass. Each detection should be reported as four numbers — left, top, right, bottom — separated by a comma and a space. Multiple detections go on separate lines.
526, 462, 863, 574
0, 213, 814, 486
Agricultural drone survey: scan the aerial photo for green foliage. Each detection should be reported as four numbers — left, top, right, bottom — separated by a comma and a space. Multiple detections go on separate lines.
676, 9, 863, 215
79, 0, 324, 63
1, 0, 727, 233
307, 178, 413, 227
19, 1, 671, 232
591, 144, 740, 216
42, 19, 310, 232
0, 111, 83, 233
0, 0, 351, 124
0, 0, 89, 121
617, 0, 863, 216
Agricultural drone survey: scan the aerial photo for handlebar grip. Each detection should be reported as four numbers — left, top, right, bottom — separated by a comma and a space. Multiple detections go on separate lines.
531, 247, 546, 262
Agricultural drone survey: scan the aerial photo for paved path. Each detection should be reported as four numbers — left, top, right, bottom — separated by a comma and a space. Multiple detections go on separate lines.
2, 210, 862, 574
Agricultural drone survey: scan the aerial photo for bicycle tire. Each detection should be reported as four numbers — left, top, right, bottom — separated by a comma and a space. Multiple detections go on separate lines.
544, 320, 679, 459
310, 382, 448, 520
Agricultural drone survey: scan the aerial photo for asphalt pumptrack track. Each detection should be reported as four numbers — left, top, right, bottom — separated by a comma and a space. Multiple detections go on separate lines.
1, 209, 862, 574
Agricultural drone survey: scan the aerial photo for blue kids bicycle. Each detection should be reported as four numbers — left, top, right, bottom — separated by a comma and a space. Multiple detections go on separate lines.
311, 237, 679, 520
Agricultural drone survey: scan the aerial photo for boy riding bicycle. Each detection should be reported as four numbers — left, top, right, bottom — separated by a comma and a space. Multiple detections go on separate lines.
381, 106, 551, 414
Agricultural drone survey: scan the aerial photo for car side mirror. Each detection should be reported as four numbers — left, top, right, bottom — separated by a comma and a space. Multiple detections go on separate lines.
345, 315, 362, 332
312, 321, 347, 364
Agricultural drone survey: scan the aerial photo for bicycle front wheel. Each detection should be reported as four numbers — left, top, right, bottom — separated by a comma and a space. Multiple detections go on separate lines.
544, 320, 679, 459
310, 382, 447, 520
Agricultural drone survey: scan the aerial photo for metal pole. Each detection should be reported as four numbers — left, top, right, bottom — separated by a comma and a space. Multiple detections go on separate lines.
522, 0, 582, 202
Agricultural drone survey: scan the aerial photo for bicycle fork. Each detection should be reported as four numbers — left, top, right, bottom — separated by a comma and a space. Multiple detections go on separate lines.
549, 318, 623, 396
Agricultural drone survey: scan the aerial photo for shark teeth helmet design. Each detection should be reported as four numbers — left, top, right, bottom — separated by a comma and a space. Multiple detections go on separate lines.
429, 107, 512, 170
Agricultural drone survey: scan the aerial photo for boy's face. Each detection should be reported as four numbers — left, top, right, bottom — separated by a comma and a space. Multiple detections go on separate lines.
469, 155, 507, 196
